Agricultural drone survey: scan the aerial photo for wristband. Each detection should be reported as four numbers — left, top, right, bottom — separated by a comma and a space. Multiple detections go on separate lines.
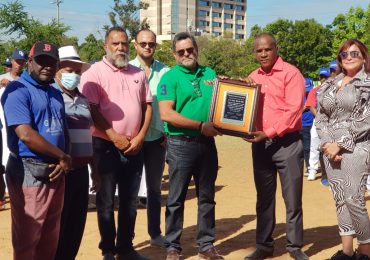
198, 122, 204, 132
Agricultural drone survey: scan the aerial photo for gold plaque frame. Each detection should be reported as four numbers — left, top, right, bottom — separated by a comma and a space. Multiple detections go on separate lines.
208, 79, 261, 137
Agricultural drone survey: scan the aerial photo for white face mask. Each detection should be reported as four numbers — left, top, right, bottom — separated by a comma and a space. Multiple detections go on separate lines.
60, 72, 80, 90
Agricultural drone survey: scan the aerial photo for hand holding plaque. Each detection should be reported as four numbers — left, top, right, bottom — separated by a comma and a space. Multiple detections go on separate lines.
208, 79, 261, 138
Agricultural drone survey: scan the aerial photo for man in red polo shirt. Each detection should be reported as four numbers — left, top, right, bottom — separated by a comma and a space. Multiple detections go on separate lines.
243, 33, 308, 260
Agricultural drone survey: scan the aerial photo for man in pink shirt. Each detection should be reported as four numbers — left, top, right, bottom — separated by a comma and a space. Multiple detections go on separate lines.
243, 33, 308, 260
80, 26, 152, 260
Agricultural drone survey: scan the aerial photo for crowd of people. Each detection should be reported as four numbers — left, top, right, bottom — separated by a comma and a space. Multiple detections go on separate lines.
0, 27, 369, 260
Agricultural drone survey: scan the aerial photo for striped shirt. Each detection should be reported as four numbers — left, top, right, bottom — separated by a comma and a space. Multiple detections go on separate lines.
62, 91, 93, 158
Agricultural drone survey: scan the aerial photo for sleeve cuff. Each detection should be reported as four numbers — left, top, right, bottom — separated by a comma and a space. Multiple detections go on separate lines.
336, 135, 355, 152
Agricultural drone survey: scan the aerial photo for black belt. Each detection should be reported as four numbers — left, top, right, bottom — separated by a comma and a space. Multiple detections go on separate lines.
268, 131, 301, 143
10, 152, 57, 164
167, 135, 213, 143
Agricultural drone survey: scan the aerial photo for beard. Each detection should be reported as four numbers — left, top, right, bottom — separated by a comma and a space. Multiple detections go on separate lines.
106, 50, 129, 68
180, 56, 197, 69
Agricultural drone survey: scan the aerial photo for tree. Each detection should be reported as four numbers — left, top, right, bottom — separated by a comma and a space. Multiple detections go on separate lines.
78, 34, 105, 63
330, 6, 369, 51
154, 40, 176, 68
104, 0, 149, 42
0, 0, 71, 51
197, 36, 258, 78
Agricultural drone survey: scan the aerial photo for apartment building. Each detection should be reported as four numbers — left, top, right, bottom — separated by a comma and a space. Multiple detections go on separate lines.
140, 0, 247, 41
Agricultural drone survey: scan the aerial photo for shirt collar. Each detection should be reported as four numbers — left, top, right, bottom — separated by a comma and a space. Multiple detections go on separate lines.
131, 56, 155, 69
175, 63, 205, 76
103, 56, 129, 72
257, 56, 284, 75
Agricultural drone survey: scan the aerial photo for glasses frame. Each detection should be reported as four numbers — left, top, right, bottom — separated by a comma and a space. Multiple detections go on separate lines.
138, 42, 156, 48
339, 50, 361, 60
176, 47, 195, 57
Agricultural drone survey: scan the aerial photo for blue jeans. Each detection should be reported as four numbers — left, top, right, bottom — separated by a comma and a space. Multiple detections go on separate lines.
142, 137, 166, 239
165, 136, 218, 252
93, 137, 143, 255
300, 126, 311, 170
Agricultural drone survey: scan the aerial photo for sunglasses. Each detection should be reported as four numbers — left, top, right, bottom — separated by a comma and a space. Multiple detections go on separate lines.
176, 47, 195, 57
339, 51, 361, 59
138, 42, 156, 48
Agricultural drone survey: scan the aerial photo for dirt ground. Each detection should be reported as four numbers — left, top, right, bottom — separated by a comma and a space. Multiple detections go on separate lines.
1, 135, 368, 260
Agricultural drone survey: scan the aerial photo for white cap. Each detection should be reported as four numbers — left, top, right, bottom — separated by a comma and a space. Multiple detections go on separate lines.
58, 45, 91, 72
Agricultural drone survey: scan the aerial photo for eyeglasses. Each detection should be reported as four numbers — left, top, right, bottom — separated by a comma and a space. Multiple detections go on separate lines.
138, 42, 156, 48
339, 51, 361, 59
176, 47, 195, 57
191, 78, 202, 97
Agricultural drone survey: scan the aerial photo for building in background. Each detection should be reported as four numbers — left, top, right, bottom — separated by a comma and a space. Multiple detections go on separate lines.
140, 0, 247, 41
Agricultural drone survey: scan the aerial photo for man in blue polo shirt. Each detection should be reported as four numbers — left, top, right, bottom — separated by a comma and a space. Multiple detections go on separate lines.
1, 41, 72, 260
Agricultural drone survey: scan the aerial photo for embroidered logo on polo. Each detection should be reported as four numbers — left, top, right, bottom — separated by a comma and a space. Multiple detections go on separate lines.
160, 84, 167, 95
44, 116, 63, 135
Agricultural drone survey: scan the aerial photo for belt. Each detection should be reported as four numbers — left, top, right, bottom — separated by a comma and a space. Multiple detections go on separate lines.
167, 135, 212, 143
10, 152, 57, 164
268, 131, 300, 143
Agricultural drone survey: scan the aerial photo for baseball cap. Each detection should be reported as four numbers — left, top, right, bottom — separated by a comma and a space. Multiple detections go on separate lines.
11, 49, 28, 61
318, 67, 330, 77
305, 77, 314, 92
29, 41, 59, 61
329, 60, 337, 70
2, 58, 11, 67
58, 45, 91, 72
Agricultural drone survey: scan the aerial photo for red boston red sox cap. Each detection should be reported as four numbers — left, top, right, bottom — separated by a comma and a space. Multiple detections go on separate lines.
29, 41, 59, 61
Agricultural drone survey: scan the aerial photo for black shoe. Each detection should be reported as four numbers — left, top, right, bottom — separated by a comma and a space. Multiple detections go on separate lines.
356, 252, 370, 260
244, 248, 273, 259
117, 250, 150, 260
289, 249, 309, 260
327, 250, 356, 260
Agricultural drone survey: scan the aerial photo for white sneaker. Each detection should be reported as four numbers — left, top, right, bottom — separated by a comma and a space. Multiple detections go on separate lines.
150, 234, 166, 248
307, 172, 316, 181
304, 172, 309, 177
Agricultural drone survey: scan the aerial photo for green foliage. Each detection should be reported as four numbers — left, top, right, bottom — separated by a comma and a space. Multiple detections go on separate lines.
264, 19, 333, 78
330, 6, 368, 52
0, 0, 71, 50
154, 41, 176, 68
197, 36, 258, 78
104, 0, 149, 42
78, 34, 105, 63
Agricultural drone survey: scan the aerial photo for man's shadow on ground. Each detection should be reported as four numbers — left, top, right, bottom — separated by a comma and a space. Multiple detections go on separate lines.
136, 215, 340, 259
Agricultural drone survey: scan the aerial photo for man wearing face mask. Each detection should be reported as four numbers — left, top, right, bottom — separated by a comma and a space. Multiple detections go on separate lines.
53, 45, 101, 260
1, 41, 72, 260
81, 27, 152, 260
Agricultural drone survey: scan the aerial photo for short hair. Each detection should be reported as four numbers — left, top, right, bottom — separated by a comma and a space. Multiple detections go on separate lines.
254, 32, 277, 49
135, 29, 156, 42
105, 26, 127, 43
337, 38, 370, 74
172, 32, 198, 52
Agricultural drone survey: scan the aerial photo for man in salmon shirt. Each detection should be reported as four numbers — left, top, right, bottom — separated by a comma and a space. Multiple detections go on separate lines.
243, 33, 308, 260
80, 26, 152, 260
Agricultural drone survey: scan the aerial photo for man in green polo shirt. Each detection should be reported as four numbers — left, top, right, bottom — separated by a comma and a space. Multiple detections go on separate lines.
158, 32, 224, 260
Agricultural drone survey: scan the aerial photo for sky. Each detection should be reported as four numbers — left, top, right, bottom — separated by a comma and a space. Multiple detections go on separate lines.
2, 0, 369, 44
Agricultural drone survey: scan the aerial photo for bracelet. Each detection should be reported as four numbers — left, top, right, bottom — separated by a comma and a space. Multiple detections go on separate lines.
198, 121, 204, 132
